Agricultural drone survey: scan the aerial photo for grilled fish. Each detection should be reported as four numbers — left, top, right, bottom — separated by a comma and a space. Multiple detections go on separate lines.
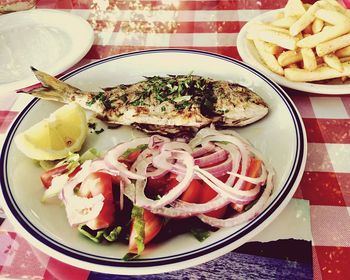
21, 67, 268, 136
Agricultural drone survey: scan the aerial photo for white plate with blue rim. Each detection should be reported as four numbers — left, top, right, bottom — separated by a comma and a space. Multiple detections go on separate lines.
0, 9, 93, 93
0, 49, 307, 275
237, 9, 350, 95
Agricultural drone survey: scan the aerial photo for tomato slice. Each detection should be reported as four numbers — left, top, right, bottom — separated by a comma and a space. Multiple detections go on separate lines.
241, 158, 262, 190
180, 179, 202, 203
231, 158, 262, 212
200, 183, 227, 218
79, 172, 115, 230
40, 164, 69, 188
147, 175, 170, 196
128, 209, 162, 253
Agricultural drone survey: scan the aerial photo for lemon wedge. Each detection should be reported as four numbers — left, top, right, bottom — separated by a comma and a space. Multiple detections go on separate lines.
15, 103, 88, 160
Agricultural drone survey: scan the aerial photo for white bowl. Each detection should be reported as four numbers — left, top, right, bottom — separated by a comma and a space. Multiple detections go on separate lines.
237, 9, 350, 95
0, 9, 94, 93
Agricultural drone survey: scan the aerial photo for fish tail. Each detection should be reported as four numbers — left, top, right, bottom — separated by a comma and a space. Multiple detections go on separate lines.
18, 67, 81, 102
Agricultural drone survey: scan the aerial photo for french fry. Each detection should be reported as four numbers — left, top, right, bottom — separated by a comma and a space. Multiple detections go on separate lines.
253, 39, 284, 75
323, 54, 343, 72
297, 25, 350, 48
258, 30, 297, 50
315, 9, 350, 25
277, 50, 302, 66
335, 46, 350, 58
323, 0, 350, 17
253, 23, 290, 34
301, 48, 317, 71
284, 61, 350, 81
312, 18, 324, 34
289, 2, 320, 36
318, 0, 338, 12
284, 0, 305, 17
259, 41, 284, 55
247, 23, 289, 40
271, 16, 298, 28
316, 33, 350, 56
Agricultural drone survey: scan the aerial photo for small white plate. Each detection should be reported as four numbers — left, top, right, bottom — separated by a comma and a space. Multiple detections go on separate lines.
0, 49, 307, 275
237, 9, 350, 95
0, 9, 94, 93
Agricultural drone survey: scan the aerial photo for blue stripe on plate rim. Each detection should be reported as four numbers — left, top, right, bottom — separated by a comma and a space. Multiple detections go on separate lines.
0, 49, 305, 268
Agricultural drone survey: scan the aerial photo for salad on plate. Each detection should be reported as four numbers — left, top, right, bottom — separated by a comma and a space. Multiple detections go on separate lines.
15, 102, 274, 260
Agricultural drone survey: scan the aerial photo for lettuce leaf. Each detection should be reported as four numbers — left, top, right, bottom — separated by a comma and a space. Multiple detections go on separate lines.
79, 148, 100, 163
78, 224, 105, 243
78, 224, 122, 243
120, 144, 148, 159
103, 226, 122, 242
131, 206, 145, 255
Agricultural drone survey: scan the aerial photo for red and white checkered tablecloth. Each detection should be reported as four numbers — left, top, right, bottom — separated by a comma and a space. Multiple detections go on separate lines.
1, 0, 350, 279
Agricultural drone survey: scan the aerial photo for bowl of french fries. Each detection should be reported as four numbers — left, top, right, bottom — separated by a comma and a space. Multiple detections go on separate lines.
237, 0, 350, 94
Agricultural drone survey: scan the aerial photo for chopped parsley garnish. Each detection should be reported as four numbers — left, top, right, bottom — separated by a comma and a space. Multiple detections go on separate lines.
95, 128, 105, 134
88, 122, 105, 135
127, 74, 214, 113
86, 92, 113, 110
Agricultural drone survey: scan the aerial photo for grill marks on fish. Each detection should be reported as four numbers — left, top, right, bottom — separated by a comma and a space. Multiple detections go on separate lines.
22, 68, 269, 136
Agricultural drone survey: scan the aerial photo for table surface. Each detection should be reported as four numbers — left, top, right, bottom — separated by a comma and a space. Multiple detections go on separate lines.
1, 0, 350, 279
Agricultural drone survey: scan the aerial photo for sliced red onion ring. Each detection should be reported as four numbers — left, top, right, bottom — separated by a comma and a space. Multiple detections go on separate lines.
227, 163, 267, 185
152, 151, 174, 170
189, 127, 221, 148
119, 180, 125, 210
195, 167, 260, 204
130, 148, 153, 173
162, 141, 192, 153
191, 141, 216, 158
149, 135, 170, 150
216, 143, 241, 187
104, 137, 150, 180
203, 135, 251, 190
134, 151, 194, 209
149, 196, 230, 218
197, 168, 275, 227
202, 155, 232, 178
194, 147, 228, 167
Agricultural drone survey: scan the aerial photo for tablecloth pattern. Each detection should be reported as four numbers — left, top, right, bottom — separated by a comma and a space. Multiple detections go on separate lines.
1, 0, 350, 279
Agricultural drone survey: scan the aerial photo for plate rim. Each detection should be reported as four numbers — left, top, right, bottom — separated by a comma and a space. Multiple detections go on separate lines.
237, 9, 350, 95
0, 9, 94, 93
0, 49, 307, 275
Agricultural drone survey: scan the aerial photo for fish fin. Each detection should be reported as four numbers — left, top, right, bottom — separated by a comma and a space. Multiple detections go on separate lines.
30, 67, 80, 92
20, 87, 66, 102
19, 67, 82, 102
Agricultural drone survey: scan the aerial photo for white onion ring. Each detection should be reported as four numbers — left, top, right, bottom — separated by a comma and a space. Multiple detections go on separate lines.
194, 167, 260, 204
197, 168, 275, 227
104, 137, 150, 180
191, 141, 216, 158
194, 147, 228, 167
162, 141, 193, 153
134, 151, 194, 209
